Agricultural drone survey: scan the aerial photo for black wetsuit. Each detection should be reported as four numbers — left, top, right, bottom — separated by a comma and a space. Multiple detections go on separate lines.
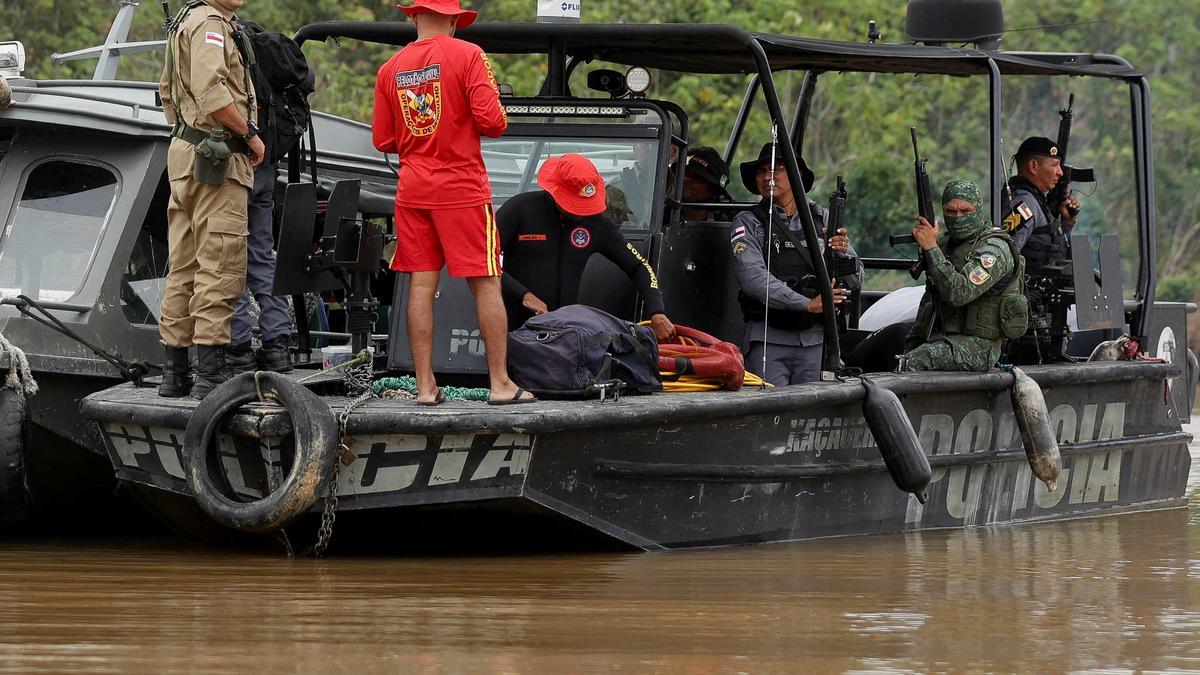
497, 190, 666, 330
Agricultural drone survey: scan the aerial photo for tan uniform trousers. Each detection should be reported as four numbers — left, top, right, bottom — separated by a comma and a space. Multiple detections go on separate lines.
159, 150, 249, 347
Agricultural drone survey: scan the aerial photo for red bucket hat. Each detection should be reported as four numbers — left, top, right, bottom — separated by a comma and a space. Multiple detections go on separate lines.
396, 0, 478, 29
538, 154, 608, 217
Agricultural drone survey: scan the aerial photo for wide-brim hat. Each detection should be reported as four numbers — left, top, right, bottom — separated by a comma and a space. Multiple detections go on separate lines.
538, 154, 608, 217
397, 0, 478, 29
739, 142, 815, 195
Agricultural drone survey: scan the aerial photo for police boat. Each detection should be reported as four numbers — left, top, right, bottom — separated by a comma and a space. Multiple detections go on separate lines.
79, 2, 1196, 551
0, 1, 385, 525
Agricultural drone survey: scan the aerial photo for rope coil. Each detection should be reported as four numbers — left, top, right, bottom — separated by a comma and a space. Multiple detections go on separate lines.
0, 333, 38, 397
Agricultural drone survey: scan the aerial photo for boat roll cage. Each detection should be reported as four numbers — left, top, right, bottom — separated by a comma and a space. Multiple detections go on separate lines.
294, 21, 1158, 374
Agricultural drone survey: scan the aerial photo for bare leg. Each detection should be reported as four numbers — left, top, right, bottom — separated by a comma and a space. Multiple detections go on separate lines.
407, 271, 441, 403
466, 276, 533, 401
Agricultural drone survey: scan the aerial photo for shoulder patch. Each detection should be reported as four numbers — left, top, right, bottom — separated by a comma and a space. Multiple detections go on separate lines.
1016, 202, 1034, 220
204, 31, 225, 47
1002, 213, 1023, 232
731, 225, 746, 241
979, 253, 997, 269
732, 240, 748, 256
968, 266, 991, 285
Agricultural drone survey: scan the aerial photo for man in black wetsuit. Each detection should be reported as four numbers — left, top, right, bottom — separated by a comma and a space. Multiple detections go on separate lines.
497, 153, 677, 341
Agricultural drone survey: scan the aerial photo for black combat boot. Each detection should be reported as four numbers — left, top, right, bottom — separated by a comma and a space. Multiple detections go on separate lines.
158, 346, 193, 398
192, 345, 236, 400
255, 335, 294, 373
226, 342, 257, 375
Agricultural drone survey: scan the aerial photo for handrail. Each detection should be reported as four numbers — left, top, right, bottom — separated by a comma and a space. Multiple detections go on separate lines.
0, 297, 91, 313
9, 85, 163, 115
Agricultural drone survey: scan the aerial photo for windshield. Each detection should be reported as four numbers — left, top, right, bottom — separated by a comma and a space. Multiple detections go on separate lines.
484, 136, 662, 231
0, 160, 118, 302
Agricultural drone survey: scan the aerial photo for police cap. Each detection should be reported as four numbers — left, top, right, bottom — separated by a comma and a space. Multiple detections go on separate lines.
684, 146, 732, 199
1014, 136, 1060, 162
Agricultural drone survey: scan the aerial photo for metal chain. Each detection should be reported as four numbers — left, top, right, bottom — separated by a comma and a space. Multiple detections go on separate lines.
312, 359, 375, 558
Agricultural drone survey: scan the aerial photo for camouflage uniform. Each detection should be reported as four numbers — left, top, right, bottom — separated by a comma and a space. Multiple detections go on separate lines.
903, 181, 1024, 373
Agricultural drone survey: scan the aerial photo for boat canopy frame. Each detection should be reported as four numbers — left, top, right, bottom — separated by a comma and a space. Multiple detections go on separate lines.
293, 21, 1158, 374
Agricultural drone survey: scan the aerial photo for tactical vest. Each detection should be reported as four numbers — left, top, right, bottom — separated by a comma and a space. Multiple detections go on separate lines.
738, 201, 820, 330
938, 231, 1028, 341
1010, 178, 1068, 270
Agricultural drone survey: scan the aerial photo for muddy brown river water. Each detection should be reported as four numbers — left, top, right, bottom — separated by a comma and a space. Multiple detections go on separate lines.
1, 434, 1197, 673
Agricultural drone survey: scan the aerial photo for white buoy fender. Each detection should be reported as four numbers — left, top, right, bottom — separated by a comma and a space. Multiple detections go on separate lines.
1009, 367, 1061, 491
861, 378, 932, 503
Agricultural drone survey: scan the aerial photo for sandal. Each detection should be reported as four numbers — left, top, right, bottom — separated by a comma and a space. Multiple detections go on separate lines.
416, 387, 447, 407
487, 387, 538, 406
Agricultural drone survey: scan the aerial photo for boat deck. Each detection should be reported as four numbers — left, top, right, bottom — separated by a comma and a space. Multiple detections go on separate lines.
80, 361, 1182, 437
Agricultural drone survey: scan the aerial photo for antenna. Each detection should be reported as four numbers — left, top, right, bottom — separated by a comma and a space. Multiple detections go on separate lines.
760, 124, 778, 389
52, 0, 166, 80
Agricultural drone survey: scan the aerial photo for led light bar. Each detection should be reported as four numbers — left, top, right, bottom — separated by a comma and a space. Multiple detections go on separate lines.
504, 103, 629, 118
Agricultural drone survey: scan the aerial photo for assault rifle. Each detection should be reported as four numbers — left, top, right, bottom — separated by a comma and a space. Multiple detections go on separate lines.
825, 176, 857, 325
910, 128, 942, 341
886, 129, 937, 278
903, 127, 937, 282
825, 176, 858, 278
1049, 94, 1096, 218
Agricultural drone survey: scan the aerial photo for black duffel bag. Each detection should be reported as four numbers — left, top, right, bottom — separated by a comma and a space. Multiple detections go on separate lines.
507, 304, 662, 399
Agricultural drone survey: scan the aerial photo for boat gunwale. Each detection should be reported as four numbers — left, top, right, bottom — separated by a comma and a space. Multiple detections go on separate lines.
80, 360, 1182, 437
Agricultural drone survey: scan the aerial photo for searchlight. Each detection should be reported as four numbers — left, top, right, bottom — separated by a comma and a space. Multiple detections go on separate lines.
0, 42, 26, 79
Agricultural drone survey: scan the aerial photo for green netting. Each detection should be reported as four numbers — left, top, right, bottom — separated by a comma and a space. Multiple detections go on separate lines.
372, 375, 490, 401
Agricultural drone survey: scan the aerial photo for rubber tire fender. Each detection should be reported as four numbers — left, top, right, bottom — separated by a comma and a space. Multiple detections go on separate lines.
0, 389, 33, 522
184, 371, 339, 533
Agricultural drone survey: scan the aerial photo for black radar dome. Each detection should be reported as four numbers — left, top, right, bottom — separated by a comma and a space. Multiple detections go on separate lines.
905, 0, 1005, 49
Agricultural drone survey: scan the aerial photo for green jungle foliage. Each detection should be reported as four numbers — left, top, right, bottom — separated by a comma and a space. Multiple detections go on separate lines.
4, 0, 1198, 299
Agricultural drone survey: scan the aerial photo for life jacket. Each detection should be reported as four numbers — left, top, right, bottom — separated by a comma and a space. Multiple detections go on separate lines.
939, 231, 1029, 341
657, 325, 746, 391
738, 200, 822, 330
236, 21, 314, 163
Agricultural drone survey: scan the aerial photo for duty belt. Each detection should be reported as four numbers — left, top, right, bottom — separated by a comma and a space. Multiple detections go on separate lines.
172, 122, 249, 154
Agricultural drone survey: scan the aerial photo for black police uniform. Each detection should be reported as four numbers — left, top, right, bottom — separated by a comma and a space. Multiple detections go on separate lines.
1006, 174, 1070, 277
1003, 137, 1073, 363
497, 190, 666, 330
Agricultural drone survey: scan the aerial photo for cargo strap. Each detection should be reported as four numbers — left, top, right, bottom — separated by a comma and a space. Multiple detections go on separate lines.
172, 122, 249, 154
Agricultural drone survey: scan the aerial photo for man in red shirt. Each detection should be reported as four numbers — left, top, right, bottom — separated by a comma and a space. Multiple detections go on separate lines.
373, 0, 534, 405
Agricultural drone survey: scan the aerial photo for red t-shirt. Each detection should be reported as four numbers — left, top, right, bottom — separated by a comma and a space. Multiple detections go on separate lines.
372, 35, 508, 209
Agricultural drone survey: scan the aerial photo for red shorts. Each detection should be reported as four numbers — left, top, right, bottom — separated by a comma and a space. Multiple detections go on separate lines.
390, 204, 501, 278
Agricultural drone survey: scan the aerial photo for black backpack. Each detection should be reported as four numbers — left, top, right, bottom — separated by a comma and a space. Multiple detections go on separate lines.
238, 22, 314, 163
507, 305, 662, 399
